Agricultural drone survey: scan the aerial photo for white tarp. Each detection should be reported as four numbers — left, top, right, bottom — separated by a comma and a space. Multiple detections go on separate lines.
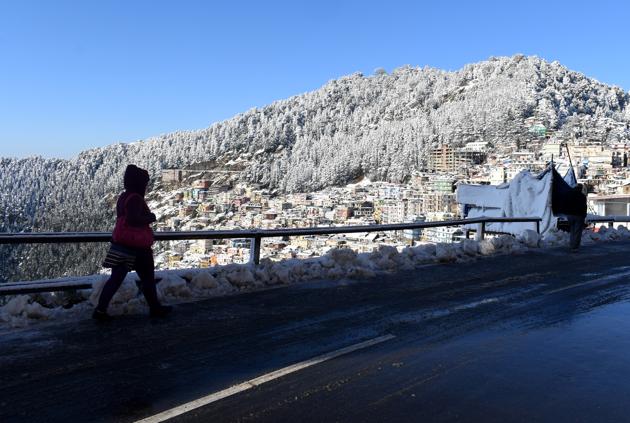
457, 170, 557, 235
456, 183, 508, 208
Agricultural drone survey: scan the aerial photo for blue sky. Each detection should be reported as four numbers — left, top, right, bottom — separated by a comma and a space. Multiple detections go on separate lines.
1, 0, 628, 158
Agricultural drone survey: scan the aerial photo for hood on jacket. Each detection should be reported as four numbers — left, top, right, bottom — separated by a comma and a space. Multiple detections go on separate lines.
123, 164, 150, 195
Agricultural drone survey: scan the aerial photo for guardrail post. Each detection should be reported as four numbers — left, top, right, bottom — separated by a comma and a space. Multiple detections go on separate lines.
475, 222, 485, 241
536, 220, 540, 234
609, 222, 614, 228
250, 236, 261, 265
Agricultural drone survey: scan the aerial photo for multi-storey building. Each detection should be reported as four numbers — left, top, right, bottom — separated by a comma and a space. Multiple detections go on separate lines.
421, 193, 457, 214
422, 226, 465, 244
428, 145, 487, 173
380, 200, 406, 224
351, 201, 374, 218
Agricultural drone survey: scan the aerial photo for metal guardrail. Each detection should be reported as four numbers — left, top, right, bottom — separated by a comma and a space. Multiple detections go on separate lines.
0, 217, 541, 296
0, 217, 542, 245
585, 215, 630, 227
0, 277, 96, 296
0, 216, 542, 263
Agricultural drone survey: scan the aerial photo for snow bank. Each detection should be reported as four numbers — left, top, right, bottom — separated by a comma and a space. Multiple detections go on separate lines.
0, 295, 59, 327
518, 229, 541, 248
2, 226, 629, 328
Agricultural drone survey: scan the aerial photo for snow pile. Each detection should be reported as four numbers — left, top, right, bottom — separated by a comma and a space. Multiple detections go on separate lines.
0, 295, 58, 327
582, 225, 630, 243
460, 239, 480, 256
2, 225, 630, 327
541, 228, 570, 247
518, 229, 541, 248
190, 271, 218, 290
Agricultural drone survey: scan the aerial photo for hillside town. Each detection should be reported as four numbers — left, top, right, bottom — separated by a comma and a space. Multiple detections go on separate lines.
150, 120, 630, 270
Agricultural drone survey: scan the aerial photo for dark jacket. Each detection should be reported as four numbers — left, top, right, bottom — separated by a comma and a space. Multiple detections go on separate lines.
117, 165, 156, 227
563, 188, 587, 218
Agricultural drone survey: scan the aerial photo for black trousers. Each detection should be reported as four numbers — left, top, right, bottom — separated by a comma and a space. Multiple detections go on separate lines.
567, 215, 585, 250
97, 248, 160, 311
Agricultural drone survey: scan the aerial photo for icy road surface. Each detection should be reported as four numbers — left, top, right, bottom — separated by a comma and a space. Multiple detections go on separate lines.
3, 241, 630, 422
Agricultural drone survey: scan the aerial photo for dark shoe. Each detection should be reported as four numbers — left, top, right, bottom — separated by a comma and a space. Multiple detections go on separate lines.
92, 309, 113, 322
149, 305, 173, 318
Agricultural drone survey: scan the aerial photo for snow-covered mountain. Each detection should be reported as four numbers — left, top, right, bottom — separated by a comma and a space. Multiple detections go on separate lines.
1, 55, 629, 281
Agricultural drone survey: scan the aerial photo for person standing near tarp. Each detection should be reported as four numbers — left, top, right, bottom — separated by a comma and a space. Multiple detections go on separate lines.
93, 164, 172, 321
551, 167, 587, 251
565, 184, 587, 252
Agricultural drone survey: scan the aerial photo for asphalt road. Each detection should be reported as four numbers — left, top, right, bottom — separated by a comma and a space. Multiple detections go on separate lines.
2, 241, 630, 422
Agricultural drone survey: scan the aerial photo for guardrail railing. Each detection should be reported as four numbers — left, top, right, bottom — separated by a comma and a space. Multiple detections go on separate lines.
0, 216, 542, 260
0, 216, 543, 296
584, 215, 630, 227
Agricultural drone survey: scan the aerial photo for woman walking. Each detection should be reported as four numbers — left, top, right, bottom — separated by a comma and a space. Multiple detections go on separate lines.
93, 164, 172, 321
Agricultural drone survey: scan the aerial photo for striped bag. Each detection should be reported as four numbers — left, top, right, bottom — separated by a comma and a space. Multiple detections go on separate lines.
102, 243, 137, 270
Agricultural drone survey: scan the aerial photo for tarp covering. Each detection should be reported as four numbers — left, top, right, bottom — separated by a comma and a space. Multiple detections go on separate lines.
457, 168, 557, 235
563, 167, 577, 188
456, 183, 509, 209
551, 167, 575, 215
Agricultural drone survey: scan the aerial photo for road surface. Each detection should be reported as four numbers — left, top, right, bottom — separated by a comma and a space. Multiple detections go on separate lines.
2, 241, 630, 422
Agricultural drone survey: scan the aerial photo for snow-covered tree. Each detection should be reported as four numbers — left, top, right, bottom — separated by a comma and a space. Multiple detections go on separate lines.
2, 55, 630, 281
